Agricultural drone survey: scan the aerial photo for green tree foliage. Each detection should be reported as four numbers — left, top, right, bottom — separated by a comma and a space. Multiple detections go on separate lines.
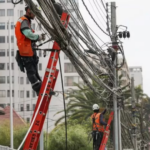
48, 123, 93, 150
0, 122, 29, 149
55, 82, 109, 125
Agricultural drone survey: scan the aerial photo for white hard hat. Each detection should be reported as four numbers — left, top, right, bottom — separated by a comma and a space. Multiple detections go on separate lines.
92, 104, 99, 110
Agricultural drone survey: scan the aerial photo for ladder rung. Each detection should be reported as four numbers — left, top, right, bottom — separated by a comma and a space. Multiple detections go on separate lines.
46, 68, 55, 73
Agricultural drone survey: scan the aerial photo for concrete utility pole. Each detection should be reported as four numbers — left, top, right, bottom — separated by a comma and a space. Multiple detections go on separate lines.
40, 129, 44, 150
111, 2, 119, 150
118, 106, 122, 150
131, 77, 137, 150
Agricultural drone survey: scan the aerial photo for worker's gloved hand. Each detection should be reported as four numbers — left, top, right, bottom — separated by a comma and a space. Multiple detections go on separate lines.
38, 33, 46, 41
102, 109, 107, 115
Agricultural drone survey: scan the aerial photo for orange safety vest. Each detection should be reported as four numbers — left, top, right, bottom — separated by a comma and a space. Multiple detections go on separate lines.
15, 16, 35, 56
91, 113, 105, 132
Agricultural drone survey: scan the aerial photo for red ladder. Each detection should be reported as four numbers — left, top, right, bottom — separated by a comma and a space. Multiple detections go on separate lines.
99, 111, 114, 150
23, 12, 70, 150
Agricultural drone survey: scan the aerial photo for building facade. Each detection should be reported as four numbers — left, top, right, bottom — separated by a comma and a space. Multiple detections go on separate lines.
0, 0, 52, 125
0, 0, 80, 131
129, 66, 143, 89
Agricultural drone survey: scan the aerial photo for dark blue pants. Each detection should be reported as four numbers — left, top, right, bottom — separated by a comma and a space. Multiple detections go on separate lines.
93, 131, 103, 150
22, 57, 41, 96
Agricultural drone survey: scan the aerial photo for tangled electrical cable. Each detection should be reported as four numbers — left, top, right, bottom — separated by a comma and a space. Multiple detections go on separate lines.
11, 1, 145, 150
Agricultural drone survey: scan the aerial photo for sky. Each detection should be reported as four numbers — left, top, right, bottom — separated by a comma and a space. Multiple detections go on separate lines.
79, 0, 150, 96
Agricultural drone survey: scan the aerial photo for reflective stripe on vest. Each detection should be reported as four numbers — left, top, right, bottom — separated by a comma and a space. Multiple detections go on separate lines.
15, 16, 33, 56
91, 113, 104, 132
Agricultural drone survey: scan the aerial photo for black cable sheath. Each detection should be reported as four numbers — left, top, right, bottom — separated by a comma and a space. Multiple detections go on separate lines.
58, 55, 68, 150
11, 0, 22, 4
81, 0, 109, 36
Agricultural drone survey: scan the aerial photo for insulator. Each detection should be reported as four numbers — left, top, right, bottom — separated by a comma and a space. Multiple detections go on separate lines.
127, 31, 130, 38
118, 32, 122, 38
123, 31, 126, 38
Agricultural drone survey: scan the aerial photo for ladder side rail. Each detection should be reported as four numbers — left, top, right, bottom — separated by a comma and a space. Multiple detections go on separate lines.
23, 51, 58, 150
99, 111, 114, 150
33, 69, 59, 149
31, 49, 59, 122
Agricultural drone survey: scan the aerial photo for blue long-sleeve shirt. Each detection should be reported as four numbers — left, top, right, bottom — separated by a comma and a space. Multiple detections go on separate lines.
100, 114, 107, 126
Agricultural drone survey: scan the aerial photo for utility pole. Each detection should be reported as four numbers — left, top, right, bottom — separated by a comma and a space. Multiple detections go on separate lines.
118, 105, 122, 150
111, 2, 119, 150
131, 77, 137, 150
40, 129, 44, 150
8, 19, 14, 149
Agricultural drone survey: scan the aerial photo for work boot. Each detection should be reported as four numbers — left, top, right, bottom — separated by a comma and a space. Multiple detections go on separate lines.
32, 81, 42, 96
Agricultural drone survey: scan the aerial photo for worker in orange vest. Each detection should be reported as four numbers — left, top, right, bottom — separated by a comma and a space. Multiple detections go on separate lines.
15, 6, 46, 96
91, 104, 107, 150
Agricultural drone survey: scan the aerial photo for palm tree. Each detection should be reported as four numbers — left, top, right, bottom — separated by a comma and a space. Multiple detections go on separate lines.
55, 82, 108, 125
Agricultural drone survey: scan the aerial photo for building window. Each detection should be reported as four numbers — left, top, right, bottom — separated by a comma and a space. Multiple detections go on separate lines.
0, 76, 5, 84
0, 0, 5, 3
0, 49, 5, 56
26, 91, 30, 98
0, 22, 5, 30
7, 22, 14, 30
0, 104, 5, 108
20, 104, 24, 111
0, 63, 5, 70
20, 91, 24, 98
26, 117, 30, 123
0, 90, 6, 97
31, 23, 35, 30
26, 104, 30, 111
7, 9, 14, 16
7, 76, 14, 83
20, 10, 23, 17
7, 63, 14, 70
7, 90, 14, 97
39, 51, 42, 57
7, 49, 14, 56
64, 76, 79, 86
20, 77, 24, 84
33, 104, 35, 111
7, 36, 14, 43
0, 36, 5, 43
39, 63, 42, 70
0, 9, 5, 16
26, 77, 29, 84
64, 63, 76, 73
32, 91, 36, 98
